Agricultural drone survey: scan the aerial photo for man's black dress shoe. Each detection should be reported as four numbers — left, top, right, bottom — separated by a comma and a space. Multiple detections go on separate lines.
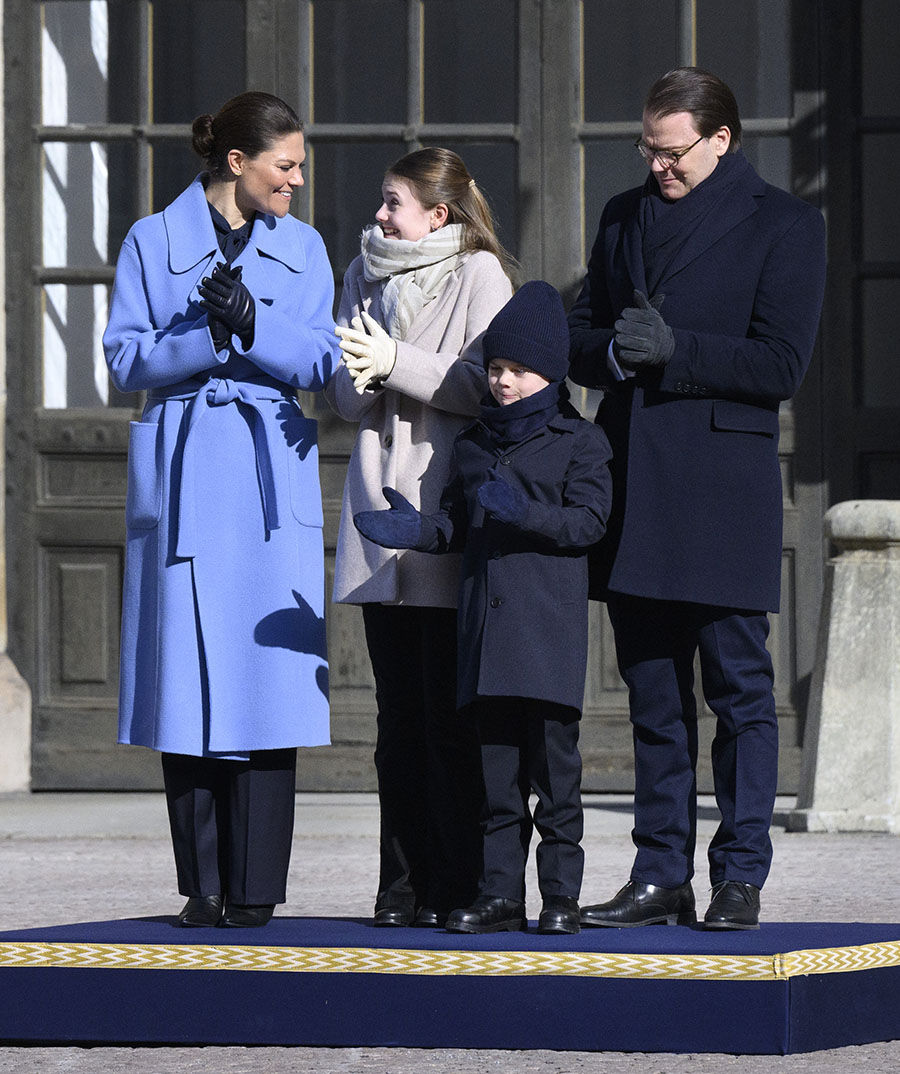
581, 880, 696, 927
373, 906, 415, 928
412, 907, 446, 928
177, 895, 223, 927
220, 903, 275, 928
445, 896, 526, 934
703, 881, 760, 930
538, 895, 580, 935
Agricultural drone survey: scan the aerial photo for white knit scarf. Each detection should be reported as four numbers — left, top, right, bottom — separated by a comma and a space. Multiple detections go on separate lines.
360, 223, 465, 340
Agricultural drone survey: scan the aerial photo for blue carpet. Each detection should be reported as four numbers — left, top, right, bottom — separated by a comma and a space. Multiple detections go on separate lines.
1, 917, 899, 1053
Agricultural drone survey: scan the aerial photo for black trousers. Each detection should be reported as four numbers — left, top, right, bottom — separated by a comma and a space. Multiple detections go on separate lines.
473, 698, 584, 903
362, 603, 483, 915
607, 593, 778, 890
160, 749, 297, 905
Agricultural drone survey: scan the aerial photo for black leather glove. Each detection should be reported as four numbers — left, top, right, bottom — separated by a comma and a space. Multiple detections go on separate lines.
614, 289, 674, 370
198, 262, 255, 347
354, 487, 423, 549
477, 472, 530, 527
206, 311, 231, 352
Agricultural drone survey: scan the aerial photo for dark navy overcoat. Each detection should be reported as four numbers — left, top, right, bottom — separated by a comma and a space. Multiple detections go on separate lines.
424, 406, 612, 712
568, 161, 826, 612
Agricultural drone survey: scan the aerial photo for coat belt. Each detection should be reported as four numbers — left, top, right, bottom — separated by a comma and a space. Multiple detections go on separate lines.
149, 377, 295, 559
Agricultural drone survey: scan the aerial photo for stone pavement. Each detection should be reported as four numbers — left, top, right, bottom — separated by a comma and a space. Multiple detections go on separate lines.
1, 791, 900, 1073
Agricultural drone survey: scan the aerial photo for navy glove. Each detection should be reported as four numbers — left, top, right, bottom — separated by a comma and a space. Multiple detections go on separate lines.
354, 487, 423, 549
614, 289, 674, 369
477, 472, 530, 527
198, 262, 255, 346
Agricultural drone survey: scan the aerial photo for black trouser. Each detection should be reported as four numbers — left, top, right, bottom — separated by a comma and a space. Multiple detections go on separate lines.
473, 698, 584, 904
607, 593, 778, 890
160, 749, 297, 905
362, 603, 483, 915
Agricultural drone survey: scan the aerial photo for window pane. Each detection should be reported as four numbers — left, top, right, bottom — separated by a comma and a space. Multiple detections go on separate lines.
314, 142, 408, 283
741, 133, 790, 193
43, 284, 111, 408
862, 133, 900, 262
584, 0, 680, 122
152, 140, 204, 216
151, 0, 246, 123
314, 0, 407, 124
43, 142, 135, 267
440, 142, 518, 258
862, 279, 900, 408
583, 140, 646, 260
42, 1, 110, 125
696, 0, 790, 118
424, 0, 516, 123
862, 0, 900, 116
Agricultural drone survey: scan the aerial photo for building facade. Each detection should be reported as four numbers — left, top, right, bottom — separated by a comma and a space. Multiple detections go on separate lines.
2, 0, 898, 791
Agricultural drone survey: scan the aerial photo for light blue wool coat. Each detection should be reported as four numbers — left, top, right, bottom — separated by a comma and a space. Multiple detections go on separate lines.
103, 175, 338, 758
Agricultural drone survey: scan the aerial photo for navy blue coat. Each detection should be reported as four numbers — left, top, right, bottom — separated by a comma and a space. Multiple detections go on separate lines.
422, 404, 612, 712
569, 161, 826, 612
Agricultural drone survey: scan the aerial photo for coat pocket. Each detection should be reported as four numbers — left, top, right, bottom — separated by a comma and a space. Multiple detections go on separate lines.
710, 399, 779, 437
126, 420, 162, 529
286, 414, 324, 528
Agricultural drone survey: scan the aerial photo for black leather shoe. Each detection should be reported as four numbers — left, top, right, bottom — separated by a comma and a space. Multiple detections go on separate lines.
445, 896, 526, 934
538, 895, 580, 935
220, 903, 275, 928
703, 881, 761, 930
413, 907, 446, 928
581, 880, 696, 927
177, 895, 223, 927
373, 906, 415, 928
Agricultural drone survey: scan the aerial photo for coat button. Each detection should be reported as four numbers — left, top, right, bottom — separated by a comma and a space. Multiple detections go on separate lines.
492, 551, 501, 559
500, 456, 511, 465
384, 434, 393, 448
490, 597, 503, 608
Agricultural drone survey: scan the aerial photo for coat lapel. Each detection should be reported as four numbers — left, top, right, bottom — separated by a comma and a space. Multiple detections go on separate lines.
652, 170, 766, 289
163, 174, 309, 305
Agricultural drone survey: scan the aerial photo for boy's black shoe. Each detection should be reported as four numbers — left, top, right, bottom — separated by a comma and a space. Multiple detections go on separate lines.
703, 881, 760, 930
445, 896, 526, 933
538, 895, 581, 934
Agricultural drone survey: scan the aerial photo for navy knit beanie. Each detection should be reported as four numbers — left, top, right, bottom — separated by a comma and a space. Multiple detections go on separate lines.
482, 280, 570, 383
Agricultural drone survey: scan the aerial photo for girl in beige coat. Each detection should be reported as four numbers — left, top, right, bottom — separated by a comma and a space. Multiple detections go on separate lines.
326, 148, 515, 927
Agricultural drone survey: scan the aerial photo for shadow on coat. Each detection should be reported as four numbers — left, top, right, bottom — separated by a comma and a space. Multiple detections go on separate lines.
254, 589, 328, 661
277, 401, 317, 460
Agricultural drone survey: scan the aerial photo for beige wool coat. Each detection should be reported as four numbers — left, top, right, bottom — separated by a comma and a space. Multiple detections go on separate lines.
326, 249, 513, 607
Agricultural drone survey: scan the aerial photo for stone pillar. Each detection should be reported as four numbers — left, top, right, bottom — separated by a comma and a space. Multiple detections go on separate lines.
0, 3, 32, 792
788, 500, 900, 833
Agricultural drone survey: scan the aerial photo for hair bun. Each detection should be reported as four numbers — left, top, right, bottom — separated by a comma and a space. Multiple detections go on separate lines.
191, 114, 216, 160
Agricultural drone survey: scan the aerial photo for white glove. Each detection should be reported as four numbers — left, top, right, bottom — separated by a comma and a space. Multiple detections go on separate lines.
335, 311, 397, 394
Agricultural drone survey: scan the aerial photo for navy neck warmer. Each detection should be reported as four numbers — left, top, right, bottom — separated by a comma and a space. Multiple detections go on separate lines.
478, 380, 568, 446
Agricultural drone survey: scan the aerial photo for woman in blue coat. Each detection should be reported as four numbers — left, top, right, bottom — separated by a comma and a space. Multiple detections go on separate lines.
103, 92, 338, 928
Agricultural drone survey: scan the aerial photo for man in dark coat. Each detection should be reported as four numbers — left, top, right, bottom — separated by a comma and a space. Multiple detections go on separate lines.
355, 281, 612, 935
568, 67, 827, 930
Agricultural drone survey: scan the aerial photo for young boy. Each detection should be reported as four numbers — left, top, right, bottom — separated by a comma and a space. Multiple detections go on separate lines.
354, 281, 612, 934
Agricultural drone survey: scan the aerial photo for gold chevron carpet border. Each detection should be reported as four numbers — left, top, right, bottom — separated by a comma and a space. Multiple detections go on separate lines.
1, 939, 897, 981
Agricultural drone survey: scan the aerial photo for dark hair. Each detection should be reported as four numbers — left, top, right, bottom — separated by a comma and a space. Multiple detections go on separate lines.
192, 91, 303, 177
386, 147, 519, 283
644, 67, 742, 150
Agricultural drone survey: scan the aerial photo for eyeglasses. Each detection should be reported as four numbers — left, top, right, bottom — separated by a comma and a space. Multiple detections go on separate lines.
634, 135, 705, 169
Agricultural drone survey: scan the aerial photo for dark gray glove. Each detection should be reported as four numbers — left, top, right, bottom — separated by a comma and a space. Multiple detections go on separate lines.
614, 289, 674, 369
199, 262, 255, 347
